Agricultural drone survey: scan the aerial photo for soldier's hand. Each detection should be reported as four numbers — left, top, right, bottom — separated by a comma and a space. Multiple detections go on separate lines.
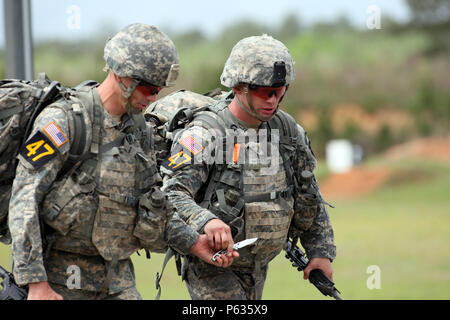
27, 281, 63, 300
303, 257, 333, 281
190, 234, 239, 268
203, 218, 234, 255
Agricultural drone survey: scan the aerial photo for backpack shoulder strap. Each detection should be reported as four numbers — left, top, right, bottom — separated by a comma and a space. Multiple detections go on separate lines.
270, 111, 301, 191
271, 110, 299, 146
49, 86, 101, 181
189, 101, 229, 136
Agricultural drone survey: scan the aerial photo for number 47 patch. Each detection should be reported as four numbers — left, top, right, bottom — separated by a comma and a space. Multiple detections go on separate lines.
19, 131, 59, 169
161, 151, 192, 172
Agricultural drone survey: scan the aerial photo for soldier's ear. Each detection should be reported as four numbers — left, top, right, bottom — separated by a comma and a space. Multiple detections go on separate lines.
233, 84, 245, 95
111, 72, 120, 82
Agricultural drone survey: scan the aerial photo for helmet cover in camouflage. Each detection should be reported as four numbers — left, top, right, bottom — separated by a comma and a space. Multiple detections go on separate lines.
104, 23, 179, 87
220, 34, 295, 88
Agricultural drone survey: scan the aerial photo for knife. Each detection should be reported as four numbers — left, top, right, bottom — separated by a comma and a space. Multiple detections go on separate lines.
211, 238, 258, 262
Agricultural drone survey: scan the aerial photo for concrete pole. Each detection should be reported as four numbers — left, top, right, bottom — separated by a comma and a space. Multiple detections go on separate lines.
3, 0, 34, 80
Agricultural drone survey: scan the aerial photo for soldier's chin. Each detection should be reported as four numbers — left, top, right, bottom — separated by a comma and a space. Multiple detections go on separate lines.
257, 109, 277, 122
126, 103, 144, 114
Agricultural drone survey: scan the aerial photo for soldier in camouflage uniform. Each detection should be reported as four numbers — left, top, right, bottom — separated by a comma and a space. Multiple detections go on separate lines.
8, 23, 235, 300
161, 34, 336, 299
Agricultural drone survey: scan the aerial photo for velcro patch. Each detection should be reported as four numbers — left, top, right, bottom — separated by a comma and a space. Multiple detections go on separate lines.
161, 151, 192, 172
43, 121, 68, 147
180, 135, 204, 155
19, 131, 59, 169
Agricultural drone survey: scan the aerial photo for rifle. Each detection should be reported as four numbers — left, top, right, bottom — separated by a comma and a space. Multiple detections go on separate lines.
285, 239, 343, 300
0, 265, 28, 300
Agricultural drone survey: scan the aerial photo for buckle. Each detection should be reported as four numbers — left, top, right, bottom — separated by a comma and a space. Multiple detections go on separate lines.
125, 133, 137, 144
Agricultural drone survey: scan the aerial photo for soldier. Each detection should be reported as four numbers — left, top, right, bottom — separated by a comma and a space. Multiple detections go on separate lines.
161, 34, 336, 299
8, 23, 236, 300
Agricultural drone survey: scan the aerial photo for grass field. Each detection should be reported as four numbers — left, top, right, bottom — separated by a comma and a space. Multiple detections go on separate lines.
1, 153, 449, 300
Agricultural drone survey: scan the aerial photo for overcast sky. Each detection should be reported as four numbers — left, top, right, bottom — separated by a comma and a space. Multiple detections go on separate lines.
0, 0, 410, 47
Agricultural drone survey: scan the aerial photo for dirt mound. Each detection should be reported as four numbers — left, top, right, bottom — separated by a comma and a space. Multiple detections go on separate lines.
295, 103, 414, 134
319, 137, 450, 199
383, 137, 450, 162
320, 167, 390, 200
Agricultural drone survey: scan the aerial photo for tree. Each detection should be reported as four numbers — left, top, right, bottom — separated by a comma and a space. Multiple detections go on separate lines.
406, 0, 450, 25
405, 0, 450, 53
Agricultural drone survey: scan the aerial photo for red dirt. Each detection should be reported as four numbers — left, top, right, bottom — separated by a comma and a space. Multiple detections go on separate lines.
382, 137, 450, 162
319, 137, 450, 199
320, 166, 391, 200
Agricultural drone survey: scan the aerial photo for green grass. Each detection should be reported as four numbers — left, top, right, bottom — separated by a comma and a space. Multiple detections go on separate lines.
1, 155, 449, 299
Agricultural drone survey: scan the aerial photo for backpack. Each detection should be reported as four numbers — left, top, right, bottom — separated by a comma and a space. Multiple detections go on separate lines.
144, 88, 229, 167
0, 73, 97, 244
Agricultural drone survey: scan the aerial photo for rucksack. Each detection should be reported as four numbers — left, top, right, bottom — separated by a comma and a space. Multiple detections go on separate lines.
0, 73, 97, 244
144, 88, 230, 165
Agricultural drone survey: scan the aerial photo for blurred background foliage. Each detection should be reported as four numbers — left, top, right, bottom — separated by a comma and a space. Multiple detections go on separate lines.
1, 0, 448, 159
1, 0, 449, 300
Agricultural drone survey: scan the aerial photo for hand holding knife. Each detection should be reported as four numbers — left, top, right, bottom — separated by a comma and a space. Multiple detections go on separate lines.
211, 237, 258, 262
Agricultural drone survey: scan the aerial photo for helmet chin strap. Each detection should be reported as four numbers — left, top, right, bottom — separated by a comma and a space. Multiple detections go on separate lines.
117, 78, 141, 115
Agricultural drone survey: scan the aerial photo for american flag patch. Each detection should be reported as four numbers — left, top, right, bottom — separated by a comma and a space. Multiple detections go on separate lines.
43, 121, 68, 147
180, 135, 204, 155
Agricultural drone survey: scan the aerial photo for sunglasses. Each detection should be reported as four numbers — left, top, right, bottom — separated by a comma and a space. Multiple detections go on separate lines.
248, 84, 286, 100
135, 80, 161, 96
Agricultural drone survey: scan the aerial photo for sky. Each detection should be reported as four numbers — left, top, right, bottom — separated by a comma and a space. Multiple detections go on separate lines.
0, 0, 411, 47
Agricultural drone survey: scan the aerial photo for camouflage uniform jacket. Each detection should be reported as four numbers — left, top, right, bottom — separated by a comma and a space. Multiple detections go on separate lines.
8, 87, 199, 293
162, 100, 336, 273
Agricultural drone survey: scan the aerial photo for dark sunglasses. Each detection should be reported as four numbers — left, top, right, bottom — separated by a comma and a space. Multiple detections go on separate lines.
248, 84, 286, 99
135, 80, 161, 96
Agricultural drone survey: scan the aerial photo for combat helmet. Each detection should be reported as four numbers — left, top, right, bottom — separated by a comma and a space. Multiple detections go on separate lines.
220, 34, 295, 88
104, 23, 180, 113
220, 34, 295, 121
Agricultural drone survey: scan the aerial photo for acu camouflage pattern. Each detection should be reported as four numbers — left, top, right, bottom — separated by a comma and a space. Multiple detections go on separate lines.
163, 99, 336, 299
0, 81, 40, 175
184, 262, 268, 300
0, 83, 33, 241
104, 23, 179, 87
145, 89, 228, 124
144, 89, 228, 166
0, 76, 62, 243
49, 281, 142, 300
220, 34, 295, 88
8, 87, 199, 297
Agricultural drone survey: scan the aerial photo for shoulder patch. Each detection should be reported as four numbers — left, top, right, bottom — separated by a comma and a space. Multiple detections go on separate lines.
19, 131, 59, 169
43, 121, 68, 147
161, 151, 192, 172
180, 135, 204, 155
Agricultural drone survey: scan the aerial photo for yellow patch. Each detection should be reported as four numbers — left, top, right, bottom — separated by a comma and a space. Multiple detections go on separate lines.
162, 151, 192, 171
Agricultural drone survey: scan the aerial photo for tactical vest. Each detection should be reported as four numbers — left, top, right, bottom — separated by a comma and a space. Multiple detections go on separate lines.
38, 87, 158, 262
187, 101, 312, 269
